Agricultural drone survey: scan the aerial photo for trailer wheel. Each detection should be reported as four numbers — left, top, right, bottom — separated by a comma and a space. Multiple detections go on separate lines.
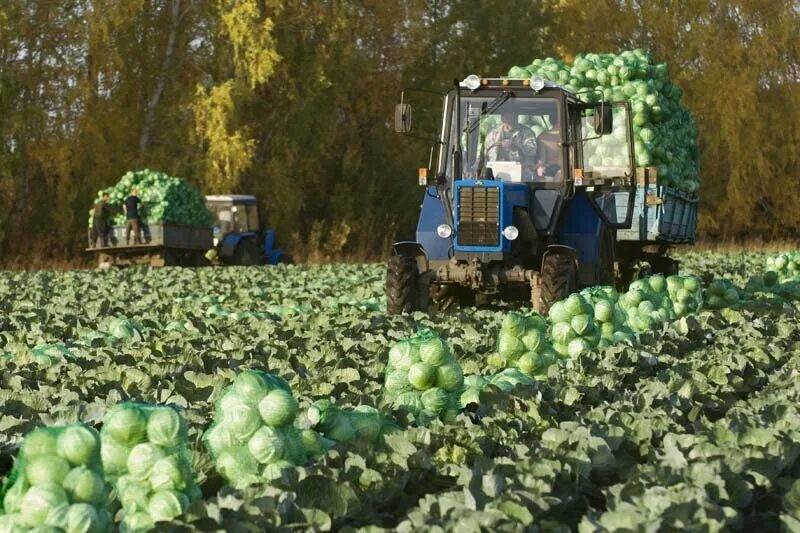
386, 255, 418, 314
538, 251, 577, 314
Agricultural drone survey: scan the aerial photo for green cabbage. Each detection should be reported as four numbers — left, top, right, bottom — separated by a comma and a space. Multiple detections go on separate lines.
248, 426, 286, 464
21, 430, 58, 459
100, 434, 131, 476
231, 371, 271, 406
150, 456, 190, 492
435, 364, 464, 392
62, 466, 105, 505
419, 337, 449, 366
147, 489, 188, 523
18, 484, 68, 527
104, 405, 148, 446
65, 503, 100, 533
56, 425, 100, 467
25, 456, 71, 487
220, 393, 262, 439
421, 387, 449, 414
2, 476, 27, 514
407, 362, 437, 390
146, 407, 183, 449
126, 443, 165, 481
117, 475, 152, 513
257, 389, 299, 427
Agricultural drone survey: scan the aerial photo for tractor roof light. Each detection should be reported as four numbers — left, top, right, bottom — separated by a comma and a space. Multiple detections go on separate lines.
437, 224, 453, 239
463, 74, 481, 91
503, 225, 519, 241
530, 76, 545, 92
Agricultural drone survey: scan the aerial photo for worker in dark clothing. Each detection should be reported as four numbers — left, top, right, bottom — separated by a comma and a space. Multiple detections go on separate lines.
124, 188, 142, 245
91, 192, 111, 247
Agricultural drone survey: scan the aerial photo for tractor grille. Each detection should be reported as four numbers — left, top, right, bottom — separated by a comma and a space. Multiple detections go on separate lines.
457, 186, 500, 246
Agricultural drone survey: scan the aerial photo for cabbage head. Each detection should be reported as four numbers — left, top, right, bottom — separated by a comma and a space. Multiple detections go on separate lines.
62, 466, 105, 505
18, 484, 68, 527
258, 389, 299, 428
104, 405, 148, 446
25, 456, 71, 487
146, 407, 184, 449
56, 425, 100, 467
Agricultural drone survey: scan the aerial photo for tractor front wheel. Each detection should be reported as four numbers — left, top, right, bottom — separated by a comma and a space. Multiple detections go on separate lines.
538, 251, 577, 314
386, 255, 419, 314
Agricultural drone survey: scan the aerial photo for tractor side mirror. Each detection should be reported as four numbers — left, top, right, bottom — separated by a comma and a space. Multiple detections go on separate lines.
395, 103, 413, 133
594, 103, 613, 135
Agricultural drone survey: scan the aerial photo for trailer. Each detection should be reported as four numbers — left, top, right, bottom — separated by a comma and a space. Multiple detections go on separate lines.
615, 167, 698, 284
87, 223, 212, 268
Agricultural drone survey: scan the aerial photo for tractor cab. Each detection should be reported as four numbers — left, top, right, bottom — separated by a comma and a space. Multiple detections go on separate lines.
389, 75, 636, 313
205, 195, 291, 266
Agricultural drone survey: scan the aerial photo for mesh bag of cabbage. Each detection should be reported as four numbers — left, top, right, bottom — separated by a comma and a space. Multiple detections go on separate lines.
580, 286, 635, 346
703, 279, 740, 309
383, 329, 465, 422
489, 311, 558, 379
307, 401, 398, 445
619, 275, 679, 332
99, 402, 200, 532
548, 293, 602, 358
0, 423, 113, 532
665, 275, 703, 317
203, 370, 329, 488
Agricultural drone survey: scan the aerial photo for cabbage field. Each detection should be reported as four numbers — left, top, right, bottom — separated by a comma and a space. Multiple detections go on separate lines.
2, 253, 800, 531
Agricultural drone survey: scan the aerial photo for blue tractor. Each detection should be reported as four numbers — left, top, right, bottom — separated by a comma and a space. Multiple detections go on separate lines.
387, 75, 637, 314
205, 195, 292, 266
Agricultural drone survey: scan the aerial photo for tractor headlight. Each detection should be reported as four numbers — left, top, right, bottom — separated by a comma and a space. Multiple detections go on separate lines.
530, 76, 545, 92
502, 225, 519, 241
213, 237, 219, 247
437, 224, 453, 238
463, 74, 481, 91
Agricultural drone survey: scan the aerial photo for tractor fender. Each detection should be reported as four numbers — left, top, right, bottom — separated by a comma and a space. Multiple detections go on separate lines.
266, 249, 288, 265
392, 241, 429, 274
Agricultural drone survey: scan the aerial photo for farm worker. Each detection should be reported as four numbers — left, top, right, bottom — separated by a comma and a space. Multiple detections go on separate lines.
91, 192, 111, 247
486, 110, 537, 165
124, 188, 142, 245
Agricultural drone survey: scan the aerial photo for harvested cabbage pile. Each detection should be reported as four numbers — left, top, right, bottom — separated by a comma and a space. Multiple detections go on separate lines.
204, 370, 326, 487
0, 424, 112, 532
665, 275, 703, 317
488, 312, 558, 378
579, 286, 634, 346
619, 275, 675, 332
307, 401, 397, 445
766, 252, 800, 282
100, 403, 200, 531
383, 330, 464, 422
508, 49, 699, 192
91, 169, 213, 228
548, 293, 601, 358
703, 279, 740, 309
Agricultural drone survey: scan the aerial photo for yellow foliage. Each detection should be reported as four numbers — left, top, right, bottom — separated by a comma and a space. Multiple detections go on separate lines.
216, 0, 282, 88
193, 82, 255, 192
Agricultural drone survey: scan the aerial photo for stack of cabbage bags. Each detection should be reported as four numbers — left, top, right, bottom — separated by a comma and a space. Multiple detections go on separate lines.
619, 275, 675, 332
579, 286, 634, 346
488, 312, 558, 378
0, 424, 112, 532
203, 370, 327, 488
100, 403, 200, 531
383, 330, 464, 422
548, 293, 601, 358
766, 252, 800, 282
703, 280, 741, 309
665, 275, 703, 317
507, 49, 699, 193
91, 169, 213, 228
307, 401, 397, 445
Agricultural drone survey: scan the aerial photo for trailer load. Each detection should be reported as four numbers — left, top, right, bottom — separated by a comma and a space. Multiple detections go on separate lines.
508, 49, 699, 194
89, 170, 213, 228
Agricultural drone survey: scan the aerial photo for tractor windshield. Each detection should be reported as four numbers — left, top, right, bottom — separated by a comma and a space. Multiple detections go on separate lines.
447, 96, 563, 184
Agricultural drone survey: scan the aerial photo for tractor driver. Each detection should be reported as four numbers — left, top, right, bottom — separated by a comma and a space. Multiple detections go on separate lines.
485, 110, 538, 168
534, 108, 563, 182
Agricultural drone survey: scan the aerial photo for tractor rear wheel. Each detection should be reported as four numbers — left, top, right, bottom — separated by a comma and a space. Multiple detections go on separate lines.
386, 255, 419, 314
538, 251, 577, 314
232, 239, 259, 266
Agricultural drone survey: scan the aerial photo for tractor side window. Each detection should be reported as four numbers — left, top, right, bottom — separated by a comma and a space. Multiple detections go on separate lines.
246, 205, 259, 231
579, 105, 633, 181
216, 209, 233, 235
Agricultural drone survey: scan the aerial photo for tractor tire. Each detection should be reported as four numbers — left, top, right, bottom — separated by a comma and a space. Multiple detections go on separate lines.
232, 239, 259, 266
277, 254, 294, 265
386, 255, 419, 315
538, 251, 577, 314
599, 226, 617, 286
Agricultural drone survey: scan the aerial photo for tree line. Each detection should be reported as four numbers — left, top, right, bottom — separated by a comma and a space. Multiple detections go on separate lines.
0, 0, 798, 265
